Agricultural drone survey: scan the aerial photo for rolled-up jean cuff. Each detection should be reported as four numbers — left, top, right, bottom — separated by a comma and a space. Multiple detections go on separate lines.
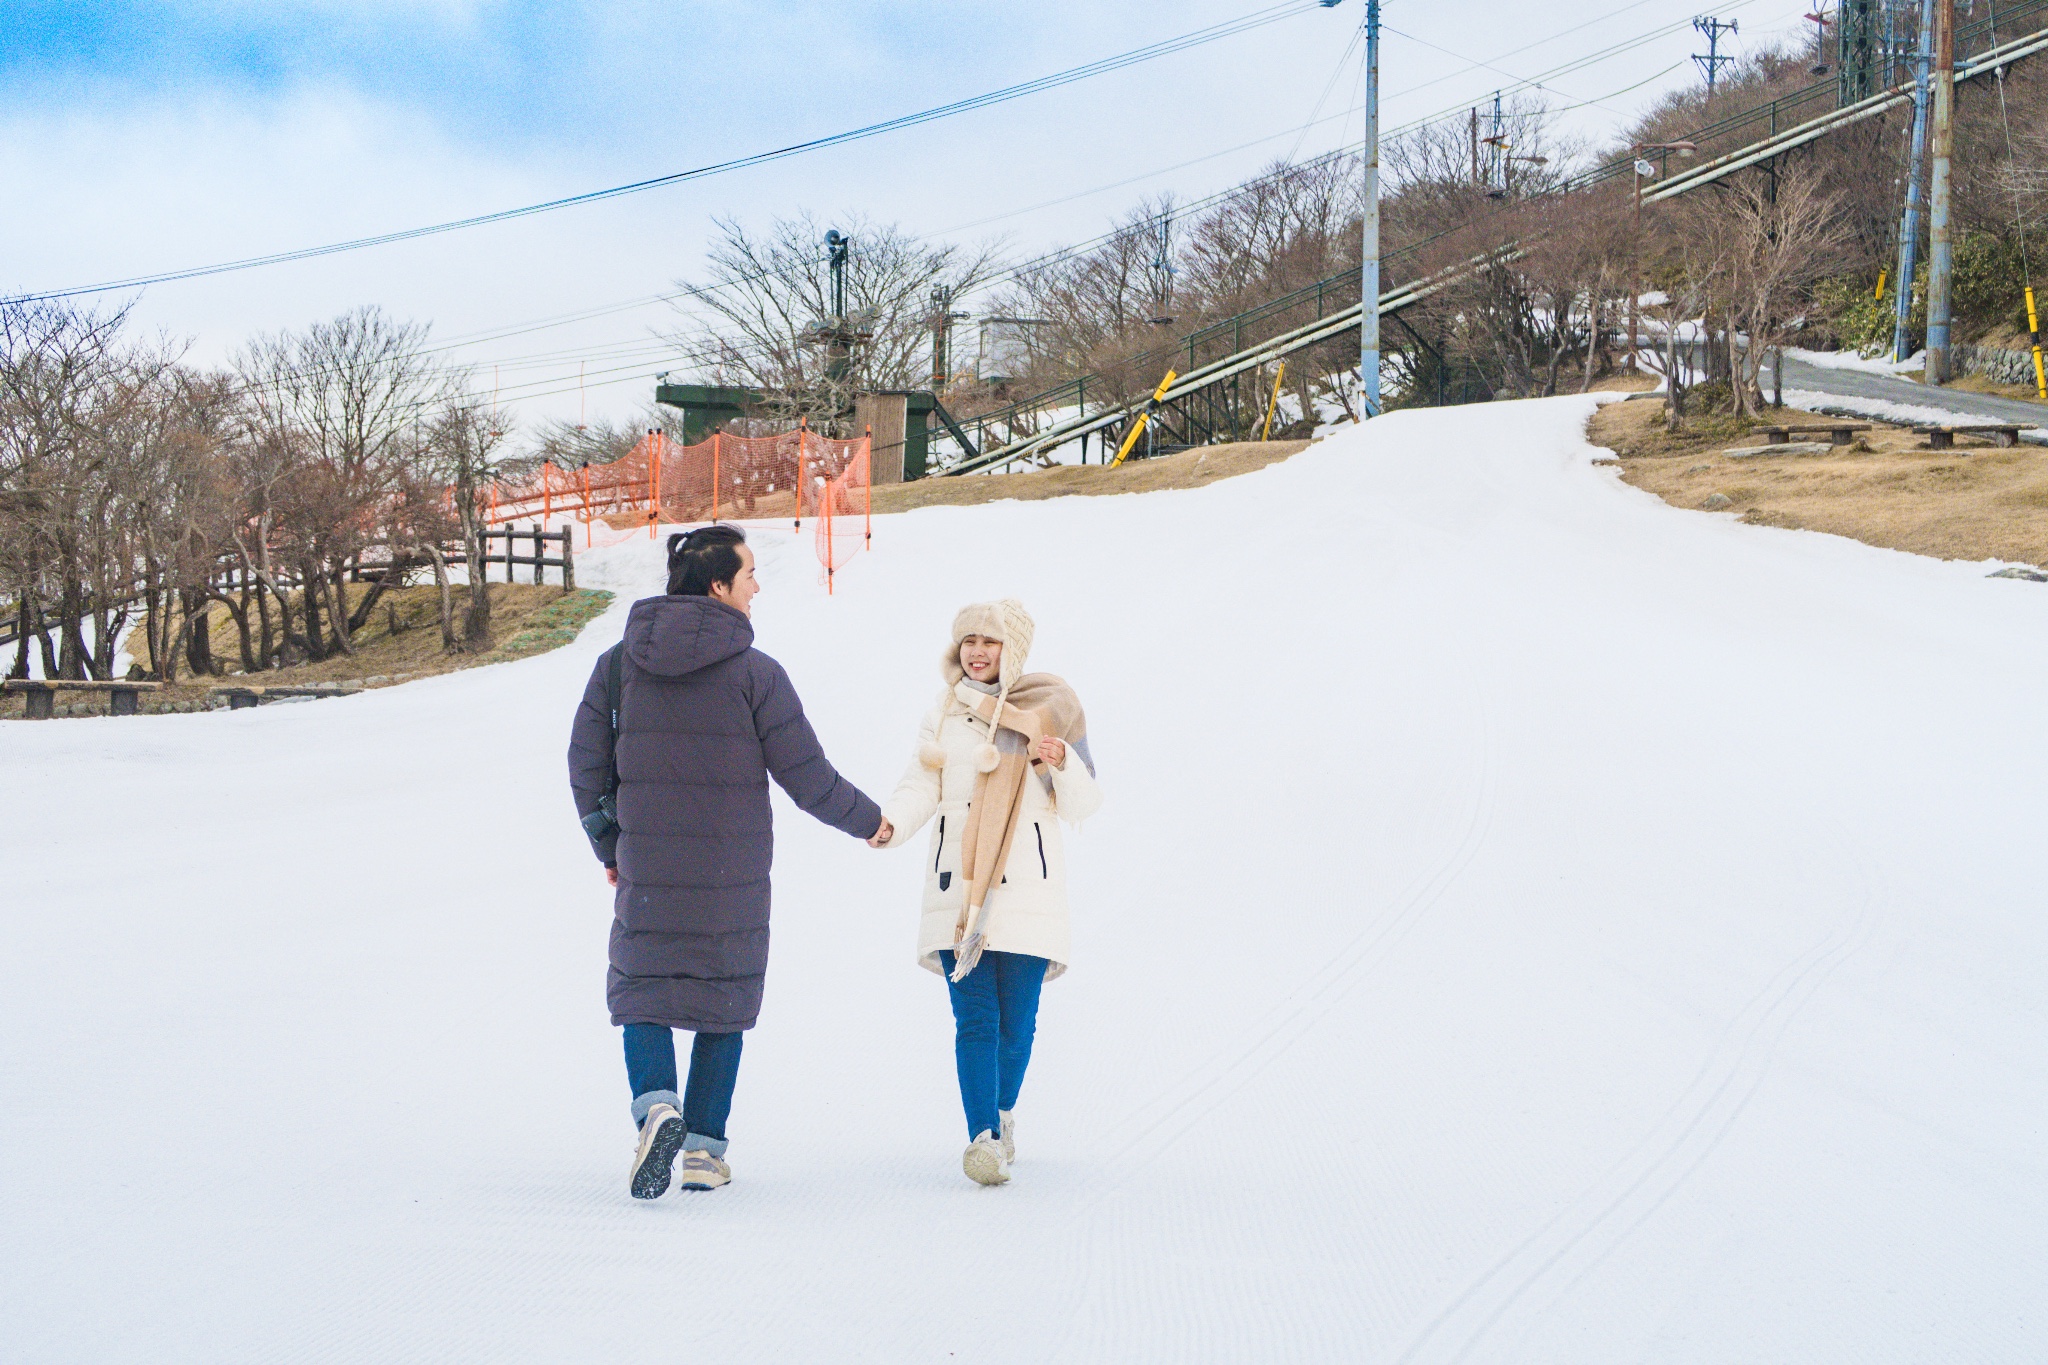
631, 1088, 682, 1126
683, 1132, 729, 1158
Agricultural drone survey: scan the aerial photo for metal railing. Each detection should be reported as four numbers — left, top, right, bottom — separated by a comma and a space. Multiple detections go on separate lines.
939, 14, 2048, 474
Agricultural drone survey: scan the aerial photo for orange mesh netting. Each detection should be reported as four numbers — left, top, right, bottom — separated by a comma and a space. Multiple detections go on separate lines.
812, 439, 871, 593
484, 426, 874, 578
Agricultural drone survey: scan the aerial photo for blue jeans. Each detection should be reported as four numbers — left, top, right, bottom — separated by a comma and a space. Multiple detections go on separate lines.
623, 1024, 743, 1143
937, 950, 1049, 1140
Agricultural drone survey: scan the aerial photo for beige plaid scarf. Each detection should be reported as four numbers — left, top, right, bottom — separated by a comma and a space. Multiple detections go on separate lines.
948, 674, 1087, 980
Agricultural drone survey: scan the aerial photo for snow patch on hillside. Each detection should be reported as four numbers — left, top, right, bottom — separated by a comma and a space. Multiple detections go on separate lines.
1782, 386, 2048, 442
5, 395, 2047, 1362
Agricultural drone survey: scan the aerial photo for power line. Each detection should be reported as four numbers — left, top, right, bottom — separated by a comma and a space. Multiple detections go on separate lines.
2, 2, 1325, 305
442, 19, 1752, 404
17, 1, 1773, 423
76, 0, 1751, 383
1692, 16, 1740, 95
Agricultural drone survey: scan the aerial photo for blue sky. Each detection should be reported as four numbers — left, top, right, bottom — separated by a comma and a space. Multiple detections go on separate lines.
0, 1, 1818, 426
0, 2, 1042, 157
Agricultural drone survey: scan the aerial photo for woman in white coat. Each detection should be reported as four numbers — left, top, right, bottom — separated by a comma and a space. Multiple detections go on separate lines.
868, 599, 1102, 1185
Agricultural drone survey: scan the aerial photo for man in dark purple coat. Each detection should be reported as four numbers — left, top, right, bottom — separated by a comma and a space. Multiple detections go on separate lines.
568, 524, 881, 1198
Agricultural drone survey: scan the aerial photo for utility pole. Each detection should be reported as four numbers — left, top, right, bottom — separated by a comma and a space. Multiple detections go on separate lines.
929, 285, 954, 391
1148, 210, 1177, 324
1487, 91, 1505, 194
825, 229, 853, 386
1692, 17, 1738, 96
1882, 0, 1899, 85
1360, 0, 1382, 418
1925, 0, 1955, 383
801, 229, 871, 422
1629, 142, 1698, 376
1892, 0, 1935, 361
1838, 0, 1878, 104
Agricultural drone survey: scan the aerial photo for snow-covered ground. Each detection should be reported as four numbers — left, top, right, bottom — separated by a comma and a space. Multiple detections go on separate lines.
1783, 345, 1925, 376
5, 395, 2047, 1363
1781, 386, 2048, 445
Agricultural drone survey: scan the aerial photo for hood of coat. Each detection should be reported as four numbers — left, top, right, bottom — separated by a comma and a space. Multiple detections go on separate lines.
623, 595, 754, 678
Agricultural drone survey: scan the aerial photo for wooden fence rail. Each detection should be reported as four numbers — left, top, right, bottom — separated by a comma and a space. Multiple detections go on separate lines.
6, 527, 575, 674
462, 526, 575, 590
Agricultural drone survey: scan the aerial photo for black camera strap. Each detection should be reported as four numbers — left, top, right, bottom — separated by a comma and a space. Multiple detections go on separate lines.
603, 642, 624, 814
581, 643, 626, 847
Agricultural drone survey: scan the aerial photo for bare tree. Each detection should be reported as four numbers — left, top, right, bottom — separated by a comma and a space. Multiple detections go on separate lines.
421, 398, 512, 652
233, 306, 452, 659
1678, 163, 1852, 414
668, 212, 1001, 432
0, 298, 149, 679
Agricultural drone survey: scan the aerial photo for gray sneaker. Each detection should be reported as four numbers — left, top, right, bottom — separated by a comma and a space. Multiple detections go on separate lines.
998, 1109, 1017, 1164
963, 1130, 1011, 1186
628, 1104, 686, 1200
677, 1149, 731, 1191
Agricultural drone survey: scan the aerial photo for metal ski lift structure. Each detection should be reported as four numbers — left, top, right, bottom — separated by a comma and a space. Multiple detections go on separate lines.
933, 4, 2048, 477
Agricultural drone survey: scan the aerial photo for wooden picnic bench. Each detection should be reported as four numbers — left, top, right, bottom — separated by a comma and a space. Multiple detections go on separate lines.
1758, 421, 1871, 446
1912, 423, 2027, 449
208, 683, 362, 710
3, 678, 161, 719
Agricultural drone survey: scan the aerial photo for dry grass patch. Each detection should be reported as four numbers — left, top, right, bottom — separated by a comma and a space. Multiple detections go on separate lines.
1879, 356, 2048, 408
144, 581, 615, 682
1937, 373, 2048, 405
2, 584, 614, 720
871, 439, 1313, 513
1591, 397, 2048, 564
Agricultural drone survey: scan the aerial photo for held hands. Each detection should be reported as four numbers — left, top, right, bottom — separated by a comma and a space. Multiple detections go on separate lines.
1036, 736, 1067, 768
867, 818, 894, 848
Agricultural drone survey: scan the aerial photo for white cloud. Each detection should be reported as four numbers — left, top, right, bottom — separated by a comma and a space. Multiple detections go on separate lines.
2, 0, 1828, 437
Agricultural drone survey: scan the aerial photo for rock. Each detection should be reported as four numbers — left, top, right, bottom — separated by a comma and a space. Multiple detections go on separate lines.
1700, 493, 1734, 510
366, 675, 391, 686
1987, 566, 2048, 581
1685, 463, 1713, 474
1722, 442, 1833, 458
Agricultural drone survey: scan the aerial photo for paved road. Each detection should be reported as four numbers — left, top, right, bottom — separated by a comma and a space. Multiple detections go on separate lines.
1771, 352, 2048, 431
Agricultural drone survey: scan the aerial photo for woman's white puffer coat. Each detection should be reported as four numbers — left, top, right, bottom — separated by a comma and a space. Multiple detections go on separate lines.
879, 691, 1102, 978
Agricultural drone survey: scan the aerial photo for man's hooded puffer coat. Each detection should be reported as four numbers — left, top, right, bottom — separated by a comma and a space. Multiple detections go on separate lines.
568, 595, 881, 1032
877, 601, 1102, 979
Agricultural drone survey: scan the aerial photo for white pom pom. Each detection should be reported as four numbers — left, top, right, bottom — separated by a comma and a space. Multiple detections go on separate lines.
918, 741, 947, 770
975, 743, 1000, 773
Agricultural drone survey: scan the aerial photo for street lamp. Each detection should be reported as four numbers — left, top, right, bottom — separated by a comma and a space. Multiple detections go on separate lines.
1627, 141, 1698, 372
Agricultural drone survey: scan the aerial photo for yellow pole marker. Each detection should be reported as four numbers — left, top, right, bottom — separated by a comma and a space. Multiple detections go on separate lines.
1111, 369, 1177, 467
1259, 361, 1288, 442
1873, 269, 1887, 301
2028, 287, 2047, 401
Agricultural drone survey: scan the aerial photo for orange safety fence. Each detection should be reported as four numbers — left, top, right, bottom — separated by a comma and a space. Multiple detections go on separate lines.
484, 426, 873, 579
813, 435, 871, 593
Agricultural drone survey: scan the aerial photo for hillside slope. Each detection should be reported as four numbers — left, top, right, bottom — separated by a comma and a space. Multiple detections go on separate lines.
4, 396, 2045, 1363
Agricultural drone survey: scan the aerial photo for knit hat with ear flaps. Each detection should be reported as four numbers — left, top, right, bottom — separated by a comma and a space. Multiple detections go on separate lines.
938, 598, 1034, 691
926, 599, 1037, 772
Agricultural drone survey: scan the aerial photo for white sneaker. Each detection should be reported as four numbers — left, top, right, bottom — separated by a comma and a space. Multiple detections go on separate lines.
998, 1109, 1016, 1164
963, 1130, 1011, 1186
677, 1149, 731, 1191
628, 1104, 686, 1200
